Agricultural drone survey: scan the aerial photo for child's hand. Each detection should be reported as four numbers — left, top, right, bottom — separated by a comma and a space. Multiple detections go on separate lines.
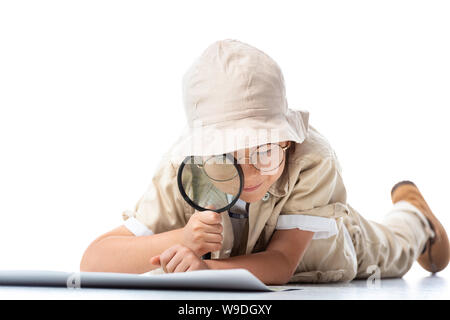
150, 244, 209, 273
182, 207, 223, 257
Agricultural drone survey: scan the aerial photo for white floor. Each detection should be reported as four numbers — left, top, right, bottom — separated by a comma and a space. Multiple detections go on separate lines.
0, 264, 448, 300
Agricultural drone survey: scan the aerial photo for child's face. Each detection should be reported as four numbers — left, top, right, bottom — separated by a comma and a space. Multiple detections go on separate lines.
233, 141, 290, 203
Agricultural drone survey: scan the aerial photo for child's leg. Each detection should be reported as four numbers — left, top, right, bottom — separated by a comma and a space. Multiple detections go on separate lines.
344, 201, 435, 279
390, 181, 449, 273
379, 201, 434, 277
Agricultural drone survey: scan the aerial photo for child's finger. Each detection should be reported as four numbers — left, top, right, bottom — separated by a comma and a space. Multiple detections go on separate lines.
205, 242, 222, 253
150, 255, 160, 266
164, 251, 185, 273
173, 258, 191, 273
202, 232, 223, 243
201, 222, 223, 234
198, 211, 222, 225
159, 245, 180, 273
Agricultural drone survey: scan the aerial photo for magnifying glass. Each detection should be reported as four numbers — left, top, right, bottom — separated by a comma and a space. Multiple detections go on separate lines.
177, 153, 244, 259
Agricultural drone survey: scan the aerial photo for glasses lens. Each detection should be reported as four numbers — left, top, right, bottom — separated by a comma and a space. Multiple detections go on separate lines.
252, 144, 284, 172
203, 155, 238, 181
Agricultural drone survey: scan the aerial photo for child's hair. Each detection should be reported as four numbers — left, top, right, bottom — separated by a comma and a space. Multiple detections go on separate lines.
288, 141, 296, 155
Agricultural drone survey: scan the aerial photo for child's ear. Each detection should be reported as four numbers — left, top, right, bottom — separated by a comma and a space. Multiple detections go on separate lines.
284, 141, 292, 148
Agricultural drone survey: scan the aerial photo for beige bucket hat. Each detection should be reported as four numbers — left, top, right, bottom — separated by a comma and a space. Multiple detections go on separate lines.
168, 39, 310, 159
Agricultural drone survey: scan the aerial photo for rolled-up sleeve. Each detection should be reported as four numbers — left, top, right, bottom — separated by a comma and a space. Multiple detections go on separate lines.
277, 155, 349, 239
122, 161, 193, 236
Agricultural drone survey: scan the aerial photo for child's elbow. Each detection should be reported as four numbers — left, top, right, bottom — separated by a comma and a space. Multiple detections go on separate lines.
278, 270, 295, 285
79, 242, 102, 272
266, 260, 296, 285
266, 272, 293, 286
277, 253, 298, 285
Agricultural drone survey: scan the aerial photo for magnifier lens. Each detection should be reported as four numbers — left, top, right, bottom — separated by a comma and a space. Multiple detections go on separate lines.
179, 155, 242, 212
203, 155, 238, 181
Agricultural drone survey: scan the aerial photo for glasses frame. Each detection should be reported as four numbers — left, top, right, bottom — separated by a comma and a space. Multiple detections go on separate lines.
235, 142, 291, 172
198, 142, 291, 182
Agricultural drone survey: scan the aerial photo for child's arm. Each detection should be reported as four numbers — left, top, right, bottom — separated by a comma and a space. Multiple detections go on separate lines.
80, 210, 223, 273
151, 228, 314, 285
80, 225, 184, 274
205, 228, 314, 285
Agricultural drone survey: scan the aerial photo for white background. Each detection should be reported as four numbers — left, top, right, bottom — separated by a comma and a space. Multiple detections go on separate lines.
0, 0, 449, 281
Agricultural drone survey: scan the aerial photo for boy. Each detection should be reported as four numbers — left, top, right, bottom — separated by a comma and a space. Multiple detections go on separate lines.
80, 39, 449, 284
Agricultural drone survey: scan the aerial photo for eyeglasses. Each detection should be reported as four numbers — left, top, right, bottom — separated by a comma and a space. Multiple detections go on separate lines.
198, 143, 291, 182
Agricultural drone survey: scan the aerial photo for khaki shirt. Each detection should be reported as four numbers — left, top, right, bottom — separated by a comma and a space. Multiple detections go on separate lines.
122, 125, 358, 283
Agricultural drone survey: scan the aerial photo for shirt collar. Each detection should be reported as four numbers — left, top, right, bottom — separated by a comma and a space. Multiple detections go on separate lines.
267, 161, 290, 198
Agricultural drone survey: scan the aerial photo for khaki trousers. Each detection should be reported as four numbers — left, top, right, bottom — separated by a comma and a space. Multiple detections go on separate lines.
344, 200, 435, 279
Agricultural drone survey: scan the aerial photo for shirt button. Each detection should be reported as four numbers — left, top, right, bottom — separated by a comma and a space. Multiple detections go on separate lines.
262, 193, 270, 201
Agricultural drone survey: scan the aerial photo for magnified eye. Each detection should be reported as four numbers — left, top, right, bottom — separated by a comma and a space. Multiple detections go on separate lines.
202, 154, 238, 182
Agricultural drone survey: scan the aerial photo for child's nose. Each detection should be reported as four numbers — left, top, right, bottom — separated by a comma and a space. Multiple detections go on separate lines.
240, 163, 260, 179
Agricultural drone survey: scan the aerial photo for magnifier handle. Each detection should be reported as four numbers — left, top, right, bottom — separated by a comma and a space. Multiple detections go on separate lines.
200, 208, 220, 260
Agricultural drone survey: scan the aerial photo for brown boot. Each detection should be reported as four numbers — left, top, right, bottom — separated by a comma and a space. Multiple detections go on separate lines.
391, 180, 450, 273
